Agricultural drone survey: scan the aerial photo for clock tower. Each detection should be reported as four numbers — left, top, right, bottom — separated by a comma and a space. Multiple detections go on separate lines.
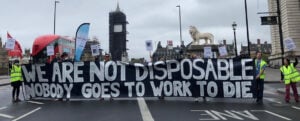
109, 3, 128, 61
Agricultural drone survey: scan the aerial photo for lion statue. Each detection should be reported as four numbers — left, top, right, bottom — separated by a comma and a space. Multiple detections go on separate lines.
189, 26, 214, 45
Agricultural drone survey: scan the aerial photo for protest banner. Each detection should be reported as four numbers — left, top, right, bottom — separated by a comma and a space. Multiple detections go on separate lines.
284, 38, 296, 51
22, 59, 255, 99
47, 46, 54, 56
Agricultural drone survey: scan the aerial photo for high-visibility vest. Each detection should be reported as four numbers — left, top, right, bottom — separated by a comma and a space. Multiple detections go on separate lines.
280, 63, 300, 84
255, 59, 267, 79
10, 65, 22, 82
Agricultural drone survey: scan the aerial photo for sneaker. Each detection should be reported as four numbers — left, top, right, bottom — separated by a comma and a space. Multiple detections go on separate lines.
285, 100, 290, 103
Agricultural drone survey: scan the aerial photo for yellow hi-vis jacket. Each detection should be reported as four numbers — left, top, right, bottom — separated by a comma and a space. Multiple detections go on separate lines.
255, 59, 267, 79
10, 64, 22, 82
280, 63, 300, 84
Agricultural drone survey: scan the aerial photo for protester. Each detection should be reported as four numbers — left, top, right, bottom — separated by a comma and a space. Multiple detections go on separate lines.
61, 52, 71, 62
59, 52, 71, 101
189, 53, 207, 102
52, 52, 61, 62
280, 56, 300, 103
10, 60, 23, 103
104, 54, 110, 62
255, 51, 267, 104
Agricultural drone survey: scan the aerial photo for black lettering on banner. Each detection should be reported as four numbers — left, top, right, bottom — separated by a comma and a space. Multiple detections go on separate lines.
21, 59, 255, 99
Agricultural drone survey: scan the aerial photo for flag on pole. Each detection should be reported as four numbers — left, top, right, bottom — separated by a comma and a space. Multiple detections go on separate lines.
74, 23, 90, 61
7, 32, 22, 58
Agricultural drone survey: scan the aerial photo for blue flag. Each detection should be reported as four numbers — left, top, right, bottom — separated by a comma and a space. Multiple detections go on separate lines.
74, 23, 90, 61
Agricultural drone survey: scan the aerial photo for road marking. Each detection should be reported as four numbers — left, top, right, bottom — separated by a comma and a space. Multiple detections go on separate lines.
292, 106, 300, 110
0, 107, 7, 110
0, 106, 14, 119
12, 107, 41, 121
251, 110, 291, 120
137, 98, 154, 121
27, 101, 44, 105
264, 97, 282, 104
0, 113, 14, 119
264, 90, 277, 95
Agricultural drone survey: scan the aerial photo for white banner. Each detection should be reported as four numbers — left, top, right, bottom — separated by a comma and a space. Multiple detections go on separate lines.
47, 46, 54, 56
284, 38, 296, 51
91, 45, 100, 56
5, 38, 15, 50
218, 46, 228, 56
204, 46, 212, 58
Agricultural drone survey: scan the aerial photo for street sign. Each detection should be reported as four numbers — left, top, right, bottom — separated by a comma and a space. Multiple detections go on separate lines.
261, 16, 278, 25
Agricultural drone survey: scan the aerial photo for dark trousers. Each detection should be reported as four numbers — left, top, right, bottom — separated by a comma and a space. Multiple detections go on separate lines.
285, 82, 299, 102
11, 81, 21, 100
256, 79, 264, 100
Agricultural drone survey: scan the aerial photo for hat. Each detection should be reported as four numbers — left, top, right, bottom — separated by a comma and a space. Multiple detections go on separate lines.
61, 52, 68, 58
14, 60, 19, 64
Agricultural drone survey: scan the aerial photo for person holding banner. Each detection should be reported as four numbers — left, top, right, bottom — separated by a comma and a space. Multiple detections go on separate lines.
52, 53, 62, 62
10, 60, 23, 103
280, 56, 300, 103
255, 51, 267, 104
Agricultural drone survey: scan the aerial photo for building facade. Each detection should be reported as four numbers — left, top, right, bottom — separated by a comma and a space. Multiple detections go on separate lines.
152, 40, 235, 61
0, 37, 9, 75
109, 3, 128, 61
268, 0, 300, 66
81, 37, 102, 61
240, 39, 272, 60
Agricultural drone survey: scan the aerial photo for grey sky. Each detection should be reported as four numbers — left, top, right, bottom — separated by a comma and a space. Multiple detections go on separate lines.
0, 0, 270, 60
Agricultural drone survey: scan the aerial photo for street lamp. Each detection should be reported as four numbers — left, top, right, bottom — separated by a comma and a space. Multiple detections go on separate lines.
232, 22, 238, 57
244, 0, 250, 56
54, 1, 59, 35
176, 5, 183, 45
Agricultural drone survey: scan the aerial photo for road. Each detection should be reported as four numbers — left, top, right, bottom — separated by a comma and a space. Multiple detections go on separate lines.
0, 83, 300, 121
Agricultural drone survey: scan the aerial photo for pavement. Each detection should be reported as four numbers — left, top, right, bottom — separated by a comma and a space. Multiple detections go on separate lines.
0, 75, 9, 86
1, 83, 300, 121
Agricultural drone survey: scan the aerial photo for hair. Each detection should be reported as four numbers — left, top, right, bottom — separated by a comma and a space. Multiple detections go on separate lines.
256, 51, 261, 55
14, 60, 19, 64
284, 58, 290, 65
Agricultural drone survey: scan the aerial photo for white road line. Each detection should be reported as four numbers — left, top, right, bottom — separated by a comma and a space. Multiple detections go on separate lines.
137, 98, 154, 121
12, 107, 41, 121
0, 113, 14, 119
264, 97, 282, 104
264, 90, 277, 95
292, 106, 300, 110
251, 110, 291, 120
27, 101, 44, 105
0, 107, 7, 110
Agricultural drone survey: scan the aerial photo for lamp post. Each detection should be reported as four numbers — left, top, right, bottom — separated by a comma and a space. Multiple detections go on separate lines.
54, 1, 59, 35
276, 0, 284, 64
244, 0, 251, 56
176, 5, 183, 45
232, 22, 238, 57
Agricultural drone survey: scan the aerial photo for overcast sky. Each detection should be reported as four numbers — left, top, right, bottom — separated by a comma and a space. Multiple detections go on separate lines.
0, 0, 270, 60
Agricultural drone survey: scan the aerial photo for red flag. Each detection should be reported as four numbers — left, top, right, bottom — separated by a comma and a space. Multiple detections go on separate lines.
7, 32, 23, 58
